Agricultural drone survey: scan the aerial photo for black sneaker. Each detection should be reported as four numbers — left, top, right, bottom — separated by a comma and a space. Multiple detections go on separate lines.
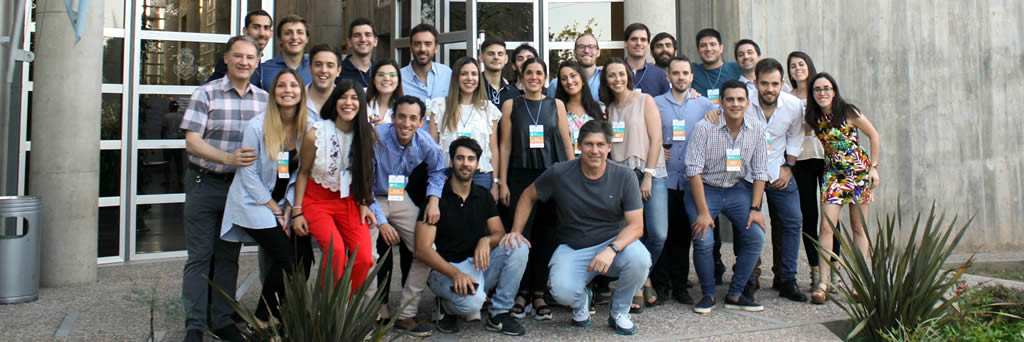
394, 318, 433, 337
673, 288, 695, 305
435, 305, 459, 333
211, 325, 245, 342
693, 296, 715, 314
724, 295, 764, 312
184, 329, 204, 342
486, 312, 525, 336
778, 279, 808, 302
742, 279, 759, 299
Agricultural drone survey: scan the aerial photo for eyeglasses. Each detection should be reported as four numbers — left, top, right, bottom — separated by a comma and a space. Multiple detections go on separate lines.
812, 87, 834, 94
575, 44, 598, 51
376, 72, 397, 78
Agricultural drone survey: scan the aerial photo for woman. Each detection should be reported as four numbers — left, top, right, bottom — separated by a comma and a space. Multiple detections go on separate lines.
554, 60, 606, 155
510, 43, 539, 94
805, 73, 881, 304
367, 59, 403, 125
599, 57, 667, 312
498, 58, 574, 320
429, 57, 502, 198
220, 69, 314, 327
787, 51, 839, 290
291, 79, 379, 288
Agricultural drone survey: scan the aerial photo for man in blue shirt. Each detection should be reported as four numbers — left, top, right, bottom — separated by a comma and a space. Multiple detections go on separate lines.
370, 95, 446, 337
690, 28, 743, 103
337, 17, 377, 88
401, 23, 452, 133
650, 56, 718, 305
252, 15, 312, 90
547, 33, 602, 101
651, 32, 677, 74
623, 23, 670, 97
481, 37, 522, 107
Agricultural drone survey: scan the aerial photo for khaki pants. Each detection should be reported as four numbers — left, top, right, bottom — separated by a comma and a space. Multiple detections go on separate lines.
371, 194, 430, 320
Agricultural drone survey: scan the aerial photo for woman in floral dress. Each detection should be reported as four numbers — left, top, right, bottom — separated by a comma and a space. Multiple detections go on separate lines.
804, 73, 881, 304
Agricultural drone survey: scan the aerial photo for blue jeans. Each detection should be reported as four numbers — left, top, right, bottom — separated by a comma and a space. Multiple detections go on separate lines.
685, 183, 765, 298
427, 245, 528, 316
549, 237, 651, 317
744, 179, 802, 281
642, 176, 669, 268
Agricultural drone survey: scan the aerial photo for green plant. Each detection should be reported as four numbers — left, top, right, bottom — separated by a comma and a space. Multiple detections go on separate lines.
815, 202, 972, 340
881, 284, 1024, 341
122, 279, 182, 342
210, 243, 404, 341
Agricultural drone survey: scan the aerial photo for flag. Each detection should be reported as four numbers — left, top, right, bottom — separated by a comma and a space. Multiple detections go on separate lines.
64, 0, 89, 43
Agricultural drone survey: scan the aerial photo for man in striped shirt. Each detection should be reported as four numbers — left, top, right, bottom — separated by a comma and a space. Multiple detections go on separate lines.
684, 80, 768, 315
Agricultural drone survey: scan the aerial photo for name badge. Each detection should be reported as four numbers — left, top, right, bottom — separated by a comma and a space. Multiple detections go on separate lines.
726, 148, 742, 172
708, 88, 721, 105
612, 121, 626, 143
765, 131, 772, 148
457, 129, 472, 138
634, 88, 642, 93
529, 125, 544, 149
574, 142, 581, 155
388, 175, 406, 201
339, 170, 352, 198
672, 119, 686, 141
277, 152, 289, 179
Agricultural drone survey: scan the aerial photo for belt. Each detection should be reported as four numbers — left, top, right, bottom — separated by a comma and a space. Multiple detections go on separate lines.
188, 163, 235, 183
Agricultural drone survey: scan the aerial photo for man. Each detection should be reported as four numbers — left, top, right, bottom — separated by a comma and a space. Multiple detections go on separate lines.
180, 35, 268, 342
503, 120, 651, 336
401, 23, 452, 133
337, 17, 377, 88
252, 15, 312, 90
690, 28, 743, 102
480, 37, 521, 107
547, 33, 602, 101
205, 10, 272, 84
416, 137, 528, 336
651, 32, 677, 72
623, 23, 670, 97
685, 80, 768, 314
305, 44, 341, 121
650, 56, 719, 305
370, 95, 446, 337
734, 39, 761, 98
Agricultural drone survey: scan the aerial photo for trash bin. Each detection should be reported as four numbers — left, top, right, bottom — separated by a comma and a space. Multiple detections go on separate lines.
0, 196, 41, 304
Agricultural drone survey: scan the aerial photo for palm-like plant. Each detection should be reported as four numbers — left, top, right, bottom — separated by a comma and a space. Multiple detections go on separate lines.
815, 202, 973, 340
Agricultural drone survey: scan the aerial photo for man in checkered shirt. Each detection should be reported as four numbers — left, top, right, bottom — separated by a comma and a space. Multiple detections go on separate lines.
179, 35, 268, 342
683, 80, 769, 315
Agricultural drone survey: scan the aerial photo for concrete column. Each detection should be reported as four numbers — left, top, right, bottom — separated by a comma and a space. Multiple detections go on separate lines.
30, 0, 102, 286
624, 0, 676, 62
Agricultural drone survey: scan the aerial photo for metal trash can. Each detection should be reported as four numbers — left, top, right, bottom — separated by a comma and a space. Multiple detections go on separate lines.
0, 196, 41, 304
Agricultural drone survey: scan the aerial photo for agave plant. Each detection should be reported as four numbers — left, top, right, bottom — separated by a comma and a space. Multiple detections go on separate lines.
814, 201, 973, 340
210, 242, 406, 341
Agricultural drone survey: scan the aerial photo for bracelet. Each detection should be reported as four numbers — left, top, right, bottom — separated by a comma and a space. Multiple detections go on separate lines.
292, 213, 304, 219
292, 205, 302, 210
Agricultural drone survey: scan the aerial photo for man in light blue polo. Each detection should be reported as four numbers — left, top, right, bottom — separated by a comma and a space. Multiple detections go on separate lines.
547, 33, 602, 101
252, 15, 312, 90
400, 23, 451, 133
650, 56, 719, 305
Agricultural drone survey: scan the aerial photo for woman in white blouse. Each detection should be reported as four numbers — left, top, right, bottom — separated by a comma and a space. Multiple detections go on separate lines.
429, 56, 502, 199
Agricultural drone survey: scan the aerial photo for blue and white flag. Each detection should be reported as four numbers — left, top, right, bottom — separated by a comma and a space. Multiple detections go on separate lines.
64, 0, 89, 43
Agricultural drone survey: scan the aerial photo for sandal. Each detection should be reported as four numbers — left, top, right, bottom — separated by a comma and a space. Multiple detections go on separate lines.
630, 294, 644, 313
810, 283, 829, 305
511, 294, 528, 319
643, 286, 661, 307
532, 296, 553, 320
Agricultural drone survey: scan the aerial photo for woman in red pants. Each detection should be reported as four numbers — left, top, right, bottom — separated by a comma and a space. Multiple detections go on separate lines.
291, 79, 379, 288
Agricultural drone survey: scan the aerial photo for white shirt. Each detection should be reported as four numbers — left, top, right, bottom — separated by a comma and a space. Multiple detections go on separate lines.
744, 91, 804, 183
794, 97, 825, 160
430, 98, 502, 173
368, 99, 392, 125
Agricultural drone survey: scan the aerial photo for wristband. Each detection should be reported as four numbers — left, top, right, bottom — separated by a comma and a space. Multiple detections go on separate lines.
493, 178, 500, 183
643, 168, 656, 176
292, 213, 304, 219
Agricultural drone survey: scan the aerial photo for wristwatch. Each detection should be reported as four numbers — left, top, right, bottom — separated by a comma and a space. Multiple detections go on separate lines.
750, 206, 762, 212
609, 243, 622, 254
781, 162, 794, 170
493, 177, 500, 183
642, 168, 656, 176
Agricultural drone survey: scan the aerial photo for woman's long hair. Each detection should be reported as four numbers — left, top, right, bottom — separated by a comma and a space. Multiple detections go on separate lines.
805, 72, 861, 135
786, 51, 817, 90
264, 69, 309, 159
366, 58, 403, 109
319, 79, 378, 205
441, 57, 490, 134
554, 60, 606, 121
598, 57, 635, 105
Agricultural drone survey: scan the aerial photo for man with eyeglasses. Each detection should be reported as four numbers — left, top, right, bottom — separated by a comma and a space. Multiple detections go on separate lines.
547, 33, 603, 101
481, 37, 522, 107
338, 17, 377, 88
623, 23, 670, 96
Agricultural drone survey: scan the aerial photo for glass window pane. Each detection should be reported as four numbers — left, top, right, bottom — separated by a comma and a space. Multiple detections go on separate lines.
26, 91, 32, 141
135, 203, 186, 253
451, 2, 533, 42
548, 48, 624, 78
548, 2, 624, 42
98, 206, 120, 257
137, 149, 187, 195
140, 40, 225, 85
102, 93, 123, 140
100, 150, 121, 197
103, 37, 125, 84
446, 47, 466, 65
138, 94, 190, 140
141, 0, 231, 34
104, 0, 125, 29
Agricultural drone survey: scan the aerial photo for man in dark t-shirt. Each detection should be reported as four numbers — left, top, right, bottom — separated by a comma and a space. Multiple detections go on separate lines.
502, 120, 650, 336
416, 137, 528, 336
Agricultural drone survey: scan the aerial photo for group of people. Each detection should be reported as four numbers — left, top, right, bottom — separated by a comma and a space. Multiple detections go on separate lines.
180, 10, 882, 341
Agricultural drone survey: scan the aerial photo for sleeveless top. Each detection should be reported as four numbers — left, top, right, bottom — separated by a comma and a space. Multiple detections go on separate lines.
508, 96, 567, 169
795, 97, 825, 160
606, 92, 667, 177
311, 120, 354, 194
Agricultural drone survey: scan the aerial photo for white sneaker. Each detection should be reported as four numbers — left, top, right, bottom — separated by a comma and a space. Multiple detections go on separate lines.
608, 312, 637, 335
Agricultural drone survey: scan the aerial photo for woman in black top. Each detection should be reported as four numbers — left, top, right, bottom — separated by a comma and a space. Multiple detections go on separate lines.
498, 58, 574, 320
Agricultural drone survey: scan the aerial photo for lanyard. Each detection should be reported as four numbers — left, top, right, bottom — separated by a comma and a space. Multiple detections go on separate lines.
459, 106, 477, 130
523, 97, 543, 125
633, 65, 647, 89
704, 65, 724, 91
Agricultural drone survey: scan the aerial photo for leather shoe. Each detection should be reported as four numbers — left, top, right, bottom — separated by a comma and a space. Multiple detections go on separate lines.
778, 279, 808, 302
